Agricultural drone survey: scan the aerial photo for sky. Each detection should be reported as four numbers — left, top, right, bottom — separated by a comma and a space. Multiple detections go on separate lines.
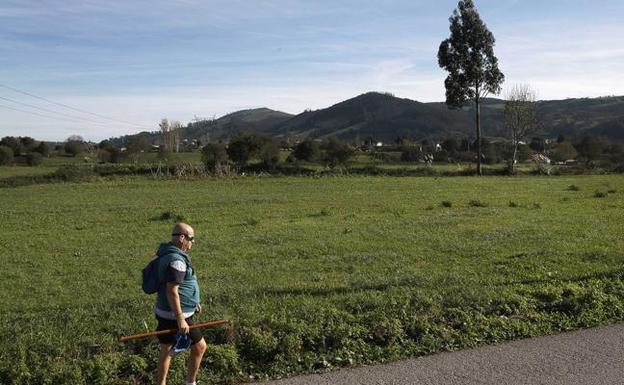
1, 0, 623, 142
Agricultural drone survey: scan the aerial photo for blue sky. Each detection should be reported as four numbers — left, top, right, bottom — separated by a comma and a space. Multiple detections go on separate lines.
1, 0, 623, 141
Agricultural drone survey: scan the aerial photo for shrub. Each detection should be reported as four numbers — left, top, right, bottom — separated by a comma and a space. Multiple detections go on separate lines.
566, 185, 580, 191
202, 143, 228, 172
508, 201, 518, 207
158, 211, 187, 222
64, 140, 86, 157
227, 131, 261, 168
292, 140, 321, 162
258, 138, 281, 170
25, 152, 43, 166
372, 151, 401, 163
0, 145, 14, 165
98, 147, 123, 164
441, 201, 452, 208
0, 136, 24, 155
323, 138, 353, 168
158, 147, 173, 160
52, 165, 96, 181
468, 199, 488, 207
400, 146, 421, 162
594, 191, 607, 198
33, 141, 51, 157
203, 344, 242, 383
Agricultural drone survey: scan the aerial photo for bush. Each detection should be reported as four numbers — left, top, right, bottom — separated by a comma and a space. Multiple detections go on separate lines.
201, 143, 228, 172
25, 152, 43, 166
158, 147, 173, 161
203, 344, 242, 383
158, 211, 187, 222
468, 199, 488, 207
64, 140, 86, 157
372, 151, 402, 163
441, 201, 452, 208
33, 141, 51, 157
258, 138, 281, 170
323, 138, 353, 168
0, 136, 23, 156
52, 165, 97, 181
400, 146, 421, 162
434, 150, 451, 163
0, 145, 14, 165
227, 131, 261, 168
292, 140, 321, 162
98, 147, 123, 164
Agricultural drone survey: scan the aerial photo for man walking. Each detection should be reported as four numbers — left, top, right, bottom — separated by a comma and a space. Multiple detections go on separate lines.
154, 223, 207, 385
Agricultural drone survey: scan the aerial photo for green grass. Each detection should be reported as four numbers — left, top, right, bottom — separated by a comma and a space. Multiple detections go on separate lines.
1, 175, 623, 384
0, 165, 59, 178
0, 152, 202, 180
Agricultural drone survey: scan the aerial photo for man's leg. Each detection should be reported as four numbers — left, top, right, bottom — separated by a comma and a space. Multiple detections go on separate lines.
156, 343, 173, 385
186, 337, 207, 384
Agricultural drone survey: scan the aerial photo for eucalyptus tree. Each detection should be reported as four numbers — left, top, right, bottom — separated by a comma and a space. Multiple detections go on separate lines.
438, 0, 504, 175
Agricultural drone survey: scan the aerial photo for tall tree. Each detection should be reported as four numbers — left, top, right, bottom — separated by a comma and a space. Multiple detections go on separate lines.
226, 131, 261, 168
504, 84, 538, 174
159, 118, 173, 154
64, 135, 86, 157
170, 120, 183, 153
438, 0, 504, 175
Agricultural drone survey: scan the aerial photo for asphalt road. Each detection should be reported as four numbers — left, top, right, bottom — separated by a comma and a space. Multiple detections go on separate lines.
249, 323, 624, 385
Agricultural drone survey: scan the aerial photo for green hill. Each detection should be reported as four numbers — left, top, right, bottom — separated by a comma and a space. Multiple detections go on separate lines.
267, 93, 624, 143
112, 94, 624, 145
186, 108, 294, 143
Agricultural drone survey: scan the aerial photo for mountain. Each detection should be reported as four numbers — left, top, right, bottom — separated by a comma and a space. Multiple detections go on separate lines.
186, 108, 293, 143
270, 92, 478, 142
111, 93, 624, 146
267, 93, 624, 143
536, 96, 624, 140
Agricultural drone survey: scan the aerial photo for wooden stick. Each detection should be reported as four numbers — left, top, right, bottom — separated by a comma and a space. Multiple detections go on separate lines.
119, 319, 230, 342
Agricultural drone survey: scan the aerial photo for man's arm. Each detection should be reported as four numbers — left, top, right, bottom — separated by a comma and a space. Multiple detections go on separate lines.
166, 282, 189, 334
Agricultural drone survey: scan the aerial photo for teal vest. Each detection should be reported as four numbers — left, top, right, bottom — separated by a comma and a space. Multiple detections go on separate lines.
154, 242, 201, 315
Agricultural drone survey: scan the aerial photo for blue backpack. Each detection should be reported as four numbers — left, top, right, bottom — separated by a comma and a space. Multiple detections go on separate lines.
142, 252, 191, 294
141, 255, 162, 294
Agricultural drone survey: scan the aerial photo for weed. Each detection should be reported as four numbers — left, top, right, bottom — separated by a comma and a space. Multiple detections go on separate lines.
158, 211, 187, 222
594, 191, 607, 198
468, 199, 488, 207
508, 201, 518, 208
566, 185, 580, 191
441, 201, 452, 208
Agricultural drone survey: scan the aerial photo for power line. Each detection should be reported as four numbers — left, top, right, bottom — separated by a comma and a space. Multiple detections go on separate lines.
0, 103, 135, 131
0, 95, 117, 126
0, 83, 151, 129
0, 103, 91, 124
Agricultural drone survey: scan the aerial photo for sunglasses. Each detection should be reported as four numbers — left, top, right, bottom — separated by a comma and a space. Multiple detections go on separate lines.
172, 233, 195, 242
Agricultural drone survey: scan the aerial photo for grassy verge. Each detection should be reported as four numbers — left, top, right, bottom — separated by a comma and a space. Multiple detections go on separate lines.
0, 175, 623, 384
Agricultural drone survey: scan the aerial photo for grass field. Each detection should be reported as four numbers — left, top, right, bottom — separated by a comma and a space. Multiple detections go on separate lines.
1, 175, 623, 384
